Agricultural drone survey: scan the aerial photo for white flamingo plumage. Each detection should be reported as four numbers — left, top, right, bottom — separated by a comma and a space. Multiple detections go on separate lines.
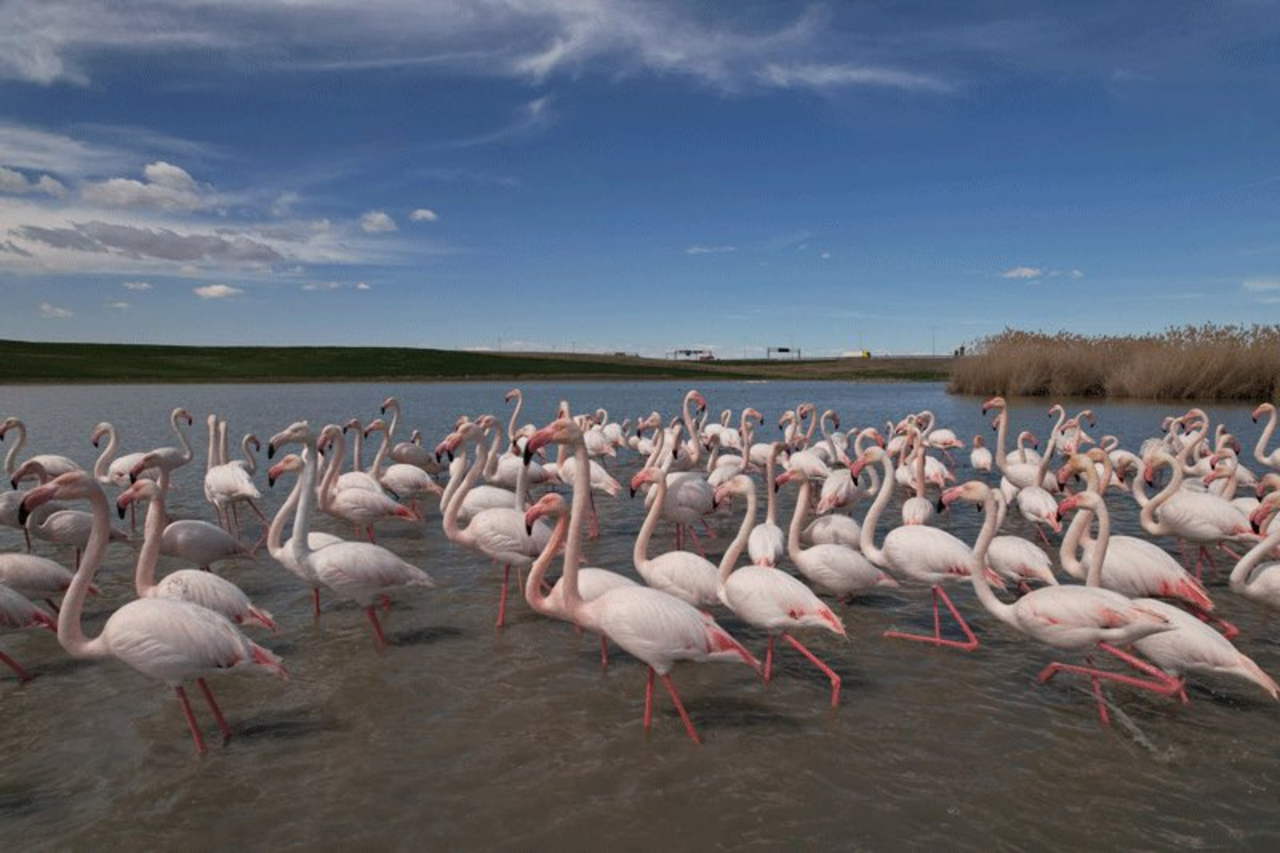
630, 467, 720, 607
128, 407, 195, 481
0, 582, 56, 681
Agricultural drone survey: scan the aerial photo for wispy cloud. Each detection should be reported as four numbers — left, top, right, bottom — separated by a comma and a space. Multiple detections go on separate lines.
1001, 266, 1043, 279
686, 244, 737, 255
301, 281, 342, 292
38, 302, 72, 319
0, 166, 68, 198
445, 96, 555, 149
759, 62, 953, 93
410, 208, 439, 222
193, 283, 242, 299
122, 280, 152, 291
1243, 279, 1280, 293
81, 161, 212, 212
107, 300, 128, 309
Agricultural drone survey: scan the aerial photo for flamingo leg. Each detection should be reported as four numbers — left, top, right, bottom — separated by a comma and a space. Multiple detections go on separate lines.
197, 678, 233, 745
688, 526, 709, 559
1037, 661, 1185, 700
173, 685, 207, 755
644, 667, 655, 731
380, 593, 393, 613
366, 526, 377, 544
231, 503, 242, 538
883, 586, 979, 650
701, 519, 717, 540
660, 673, 702, 744
364, 605, 389, 649
1036, 525, 1052, 548
781, 632, 842, 708
588, 492, 600, 539
496, 564, 511, 629
1189, 606, 1240, 640
1097, 642, 1188, 703
1086, 659, 1111, 727
763, 635, 776, 682
43, 597, 60, 613
312, 587, 322, 617
0, 650, 33, 682
247, 498, 269, 524
600, 635, 609, 668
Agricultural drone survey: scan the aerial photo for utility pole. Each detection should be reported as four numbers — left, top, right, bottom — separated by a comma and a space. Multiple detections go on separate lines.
930, 326, 938, 357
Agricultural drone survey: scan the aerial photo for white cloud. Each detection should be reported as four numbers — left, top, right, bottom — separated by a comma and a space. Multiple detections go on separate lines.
301, 281, 342, 291
0, 167, 68, 197
81, 161, 208, 211
1001, 266, 1043, 279
686, 244, 737, 255
107, 300, 128, 309
356, 281, 371, 290
38, 302, 72, 319
760, 62, 953, 93
309, 218, 331, 232
410, 208, 439, 222
360, 210, 397, 233
193, 283, 242, 299
821, 251, 832, 260
122, 280, 152, 291
1243, 279, 1280, 293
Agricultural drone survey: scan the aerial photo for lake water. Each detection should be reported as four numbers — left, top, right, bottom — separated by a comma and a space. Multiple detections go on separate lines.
1, 381, 1276, 850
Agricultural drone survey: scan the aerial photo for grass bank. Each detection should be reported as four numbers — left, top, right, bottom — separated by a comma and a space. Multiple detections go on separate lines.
0, 340, 952, 384
949, 326, 1280, 401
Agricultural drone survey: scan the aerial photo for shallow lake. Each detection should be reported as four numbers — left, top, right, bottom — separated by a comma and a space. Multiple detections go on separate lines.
1, 380, 1276, 849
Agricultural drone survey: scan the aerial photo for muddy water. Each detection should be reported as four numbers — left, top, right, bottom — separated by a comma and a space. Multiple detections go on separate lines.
1, 382, 1277, 850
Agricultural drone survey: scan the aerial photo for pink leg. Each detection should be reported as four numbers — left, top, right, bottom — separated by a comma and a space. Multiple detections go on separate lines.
173, 685, 208, 755
883, 586, 979, 650
643, 667, 655, 731
381, 593, 393, 613
1038, 660, 1185, 699
43, 597, 60, 613
600, 636, 609, 668
247, 499, 269, 524
588, 493, 600, 539
1097, 642, 1188, 702
496, 565, 511, 629
675, 525, 683, 551
782, 632, 842, 708
1037, 526, 1052, 548
365, 605, 388, 649
197, 678, 233, 745
763, 635, 776, 682
1086, 659, 1111, 727
366, 526, 377, 544
231, 503, 242, 538
1219, 543, 1243, 561
312, 587, 322, 617
0, 650, 33, 682
1190, 606, 1240, 640
660, 673, 702, 744
688, 526, 709, 559
701, 519, 717, 540
1176, 538, 1191, 572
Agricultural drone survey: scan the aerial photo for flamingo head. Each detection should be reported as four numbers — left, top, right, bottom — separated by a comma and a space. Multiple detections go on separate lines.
172, 408, 193, 427
316, 424, 343, 455
90, 422, 111, 448
1055, 490, 1100, 523
342, 418, 361, 435
629, 466, 663, 498
18, 471, 100, 525
116, 478, 161, 519
688, 391, 707, 412
380, 396, 398, 415
128, 451, 163, 483
1253, 402, 1275, 423
1249, 500, 1278, 534
268, 421, 312, 459
268, 453, 304, 488
504, 388, 520, 404
10, 458, 48, 490
364, 418, 387, 438
742, 407, 763, 426
981, 396, 1005, 415
524, 492, 564, 534
525, 417, 581, 464
939, 480, 989, 513
972, 435, 985, 449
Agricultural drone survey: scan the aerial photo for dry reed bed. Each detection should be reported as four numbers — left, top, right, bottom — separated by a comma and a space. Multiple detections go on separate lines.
948, 326, 1280, 400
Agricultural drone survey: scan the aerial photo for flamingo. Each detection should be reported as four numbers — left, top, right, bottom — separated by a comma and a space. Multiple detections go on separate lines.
363, 418, 444, 511
1, 417, 82, 482
522, 416, 758, 744
264, 453, 345, 616
629, 467, 719, 607
852, 446, 995, 650
317, 424, 418, 541
944, 481, 1182, 726
1252, 402, 1280, 471
382, 397, 442, 475
441, 422, 552, 628
90, 421, 158, 488
1141, 450, 1256, 579
969, 435, 992, 472
1129, 598, 1278, 699
271, 421, 435, 649
747, 441, 786, 566
779, 464, 897, 602
0, 583, 55, 681
0, 552, 97, 611
1227, 503, 1280, 612
716, 474, 846, 706
128, 407, 195, 481
204, 418, 267, 535
985, 490, 1059, 591
18, 471, 286, 755
118, 472, 275, 631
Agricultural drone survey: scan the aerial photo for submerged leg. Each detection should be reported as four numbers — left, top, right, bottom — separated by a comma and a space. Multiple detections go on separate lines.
883, 586, 979, 650
312, 587, 322, 617
782, 632, 842, 708
0, 650, 33, 682
365, 605, 389, 649
688, 526, 709, 559
197, 677, 233, 745
660, 673, 702, 745
643, 666, 655, 731
173, 685, 207, 755
763, 635, 776, 682
496, 564, 511, 629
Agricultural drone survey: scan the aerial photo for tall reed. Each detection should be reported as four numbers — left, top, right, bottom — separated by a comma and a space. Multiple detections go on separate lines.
948, 325, 1280, 400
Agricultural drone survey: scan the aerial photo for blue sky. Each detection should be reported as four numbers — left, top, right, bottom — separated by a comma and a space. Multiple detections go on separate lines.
0, 1, 1277, 357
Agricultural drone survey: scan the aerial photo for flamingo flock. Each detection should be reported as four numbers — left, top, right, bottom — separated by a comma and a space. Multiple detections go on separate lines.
2, 390, 1280, 754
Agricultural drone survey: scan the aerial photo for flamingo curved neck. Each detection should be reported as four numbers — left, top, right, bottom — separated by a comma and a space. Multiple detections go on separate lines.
634, 471, 666, 569
786, 477, 812, 561
507, 392, 523, 446
718, 483, 757, 590
290, 445, 320, 569
135, 471, 171, 597
1231, 522, 1280, 591
858, 452, 895, 567
967, 489, 1015, 626
525, 503, 569, 616
1255, 407, 1277, 467
1139, 457, 1182, 537
764, 444, 779, 525
992, 405, 1009, 471
58, 484, 112, 660
681, 395, 701, 466
3, 421, 25, 477
171, 410, 193, 467
560, 433, 592, 610
442, 431, 488, 544
92, 424, 119, 481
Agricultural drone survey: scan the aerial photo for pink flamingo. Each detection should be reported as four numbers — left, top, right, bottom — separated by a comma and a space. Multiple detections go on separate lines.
630, 466, 720, 607
524, 416, 758, 744
128, 407, 195, 481
317, 424, 418, 542
947, 481, 1183, 726
1228, 503, 1280, 611
19, 471, 286, 755
716, 474, 846, 706
264, 453, 345, 616
118, 472, 276, 631
1, 416, 82, 482
1141, 450, 1256, 579
747, 441, 787, 566
0, 552, 98, 612
852, 445, 997, 650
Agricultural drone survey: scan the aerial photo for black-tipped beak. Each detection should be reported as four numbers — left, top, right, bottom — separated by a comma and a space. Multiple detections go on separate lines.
92, 437, 100, 448
267, 444, 276, 460
117, 503, 127, 521
17, 502, 30, 526
629, 486, 637, 499
525, 521, 534, 536
129, 472, 138, 484
269, 474, 278, 488
981, 407, 988, 416
9, 479, 17, 491
935, 496, 947, 513
381, 406, 388, 415
712, 498, 721, 512
385, 488, 400, 501
1252, 517, 1262, 535
522, 445, 534, 466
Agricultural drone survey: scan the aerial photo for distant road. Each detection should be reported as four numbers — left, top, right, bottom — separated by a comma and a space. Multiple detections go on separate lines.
0, 339, 954, 384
